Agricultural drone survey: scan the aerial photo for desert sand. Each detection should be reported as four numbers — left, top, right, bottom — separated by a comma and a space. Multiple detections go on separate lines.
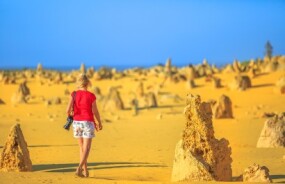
0, 60, 285, 183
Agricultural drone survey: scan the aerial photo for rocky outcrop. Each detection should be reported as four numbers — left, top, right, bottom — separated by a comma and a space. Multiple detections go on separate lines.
11, 81, 30, 104
36, 63, 43, 73
80, 63, 86, 74
165, 58, 172, 79
172, 94, 232, 182
0, 124, 32, 171
144, 92, 158, 108
239, 163, 272, 183
212, 77, 222, 88
214, 95, 233, 119
103, 87, 124, 110
186, 65, 197, 80
229, 75, 251, 91
257, 113, 285, 148
136, 82, 144, 97
186, 79, 196, 89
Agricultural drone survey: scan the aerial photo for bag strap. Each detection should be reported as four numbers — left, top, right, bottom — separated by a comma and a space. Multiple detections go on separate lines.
71, 91, 76, 115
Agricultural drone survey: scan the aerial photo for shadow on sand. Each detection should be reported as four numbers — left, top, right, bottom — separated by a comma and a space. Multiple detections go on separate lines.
271, 174, 285, 183
28, 144, 77, 148
33, 162, 167, 173
251, 83, 274, 88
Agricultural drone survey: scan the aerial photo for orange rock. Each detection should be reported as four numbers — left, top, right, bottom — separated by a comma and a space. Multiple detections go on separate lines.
0, 124, 32, 172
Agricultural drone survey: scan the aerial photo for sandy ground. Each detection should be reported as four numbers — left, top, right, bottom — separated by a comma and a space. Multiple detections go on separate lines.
0, 70, 285, 183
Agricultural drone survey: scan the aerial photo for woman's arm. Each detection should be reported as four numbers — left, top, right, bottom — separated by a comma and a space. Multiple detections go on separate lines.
92, 101, 103, 130
66, 96, 73, 116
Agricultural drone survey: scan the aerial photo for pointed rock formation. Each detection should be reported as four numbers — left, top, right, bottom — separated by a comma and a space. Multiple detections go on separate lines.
257, 113, 285, 148
144, 92, 158, 108
186, 79, 196, 89
93, 86, 101, 96
11, 81, 30, 104
53, 73, 63, 84
93, 87, 103, 101
80, 63, 86, 74
212, 77, 222, 88
223, 64, 235, 73
136, 82, 144, 97
103, 87, 124, 111
172, 94, 232, 182
130, 98, 139, 116
232, 59, 242, 73
36, 63, 43, 73
0, 124, 32, 171
165, 58, 173, 80
186, 65, 197, 80
214, 95, 233, 119
86, 67, 95, 78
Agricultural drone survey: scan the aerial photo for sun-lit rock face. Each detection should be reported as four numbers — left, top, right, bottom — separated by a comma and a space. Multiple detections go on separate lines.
0, 124, 32, 172
172, 94, 232, 182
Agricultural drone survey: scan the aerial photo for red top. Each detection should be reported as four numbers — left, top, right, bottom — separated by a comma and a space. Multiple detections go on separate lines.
72, 90, 96, 122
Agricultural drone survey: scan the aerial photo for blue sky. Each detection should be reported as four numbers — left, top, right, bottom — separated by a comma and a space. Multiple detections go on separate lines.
0, 0, 285, 68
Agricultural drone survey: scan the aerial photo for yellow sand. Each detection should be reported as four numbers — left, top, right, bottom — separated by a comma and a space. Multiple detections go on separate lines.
0, 71, 285, 184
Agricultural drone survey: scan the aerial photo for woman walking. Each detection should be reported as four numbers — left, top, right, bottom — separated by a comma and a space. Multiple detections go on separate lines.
66, 73, 103, 177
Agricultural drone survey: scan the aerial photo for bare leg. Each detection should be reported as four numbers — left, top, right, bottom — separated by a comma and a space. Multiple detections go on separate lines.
77, 138, 87, 170
78, 138, 92, 173
76, 138, 88, 176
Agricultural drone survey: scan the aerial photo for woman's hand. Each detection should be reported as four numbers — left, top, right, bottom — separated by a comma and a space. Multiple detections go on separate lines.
98, 123, 103, 130
94, 122, 103, 131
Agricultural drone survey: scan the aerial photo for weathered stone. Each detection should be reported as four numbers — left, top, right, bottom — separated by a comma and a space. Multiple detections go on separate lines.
186, 65, 197, 80
212, 77, 222, 88
54, 73, 63, 84
103, 87, 124, 110
0, 124, 32, 171
240, 163, 272, 183
93, 87, 101, 96
172, 140, 214, 181
233, 59, 242, 73
229, 75, 251, 91
214, 95, 233, 119
80, 63, 86, 74
136, 82, 144, 97
36, 63, 43, 73
165, 58, 172, 78
257, 113, 285, 148
86, 67, 95, 78
172, 94, 232, 182
11, 81, 30, 104
223, 64, 235, 73
144, 92, 158, 108
186, 79, 195, 89
130, 98, 139, 116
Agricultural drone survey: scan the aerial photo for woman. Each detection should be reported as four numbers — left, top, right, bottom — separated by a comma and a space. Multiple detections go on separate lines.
66, 73, 103, 177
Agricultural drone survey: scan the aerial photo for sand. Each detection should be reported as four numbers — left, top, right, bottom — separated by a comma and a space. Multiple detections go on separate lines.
0, 70, 285, 183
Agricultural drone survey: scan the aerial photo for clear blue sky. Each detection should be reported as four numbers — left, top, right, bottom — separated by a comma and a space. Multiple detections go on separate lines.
0, 0, 285, 68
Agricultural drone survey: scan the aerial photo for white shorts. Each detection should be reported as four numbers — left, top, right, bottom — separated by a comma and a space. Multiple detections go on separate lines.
72, 121, 95, 139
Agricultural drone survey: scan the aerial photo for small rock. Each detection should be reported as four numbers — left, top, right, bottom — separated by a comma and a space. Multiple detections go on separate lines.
241, 163, 272, 183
